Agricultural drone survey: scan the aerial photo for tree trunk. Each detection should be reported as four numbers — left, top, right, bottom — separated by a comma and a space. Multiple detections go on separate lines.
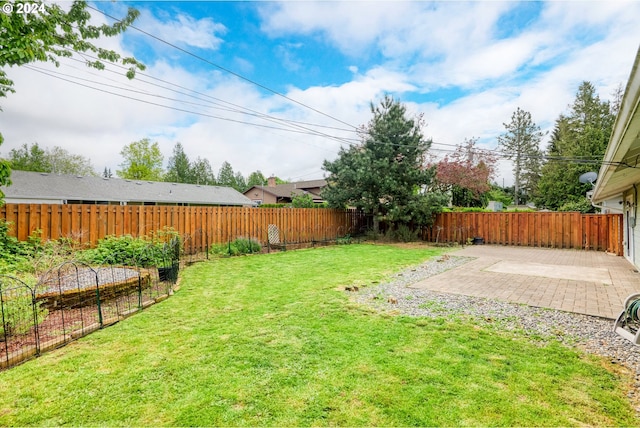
372, 214, 380, 234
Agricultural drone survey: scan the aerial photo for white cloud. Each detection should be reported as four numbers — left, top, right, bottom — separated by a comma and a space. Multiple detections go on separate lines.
137, 8, 227, 50
3, 0, 640, 190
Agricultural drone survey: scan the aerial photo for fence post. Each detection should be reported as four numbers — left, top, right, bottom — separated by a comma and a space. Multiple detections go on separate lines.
30, 286, 41, 356
137, 274, 143, 309
0, 288, 7, 363
94, 276, 103, 328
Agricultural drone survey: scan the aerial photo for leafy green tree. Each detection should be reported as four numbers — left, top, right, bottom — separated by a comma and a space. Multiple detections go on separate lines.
190, 157, 216, 185
0, 1, 144, 100
47, 146, 96, 175
483, 185, 513, 207
9, 143, 95, 175
291, 193, 314, 208
117, 138, 164, 181
0, 135, 9, 201
535, 82, 615, 210
8, 143, 48, 171
497, 108, 544, 205
0, 0, 144, 202
322, 95, 444, 232
164, 143, 191, 183
247, 170, 267, 187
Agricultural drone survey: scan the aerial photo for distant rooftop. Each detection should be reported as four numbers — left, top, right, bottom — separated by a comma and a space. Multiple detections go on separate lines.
2, 171, 254, 206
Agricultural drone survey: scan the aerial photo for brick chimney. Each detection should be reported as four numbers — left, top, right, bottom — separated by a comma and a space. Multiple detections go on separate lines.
267, 176, 276, 187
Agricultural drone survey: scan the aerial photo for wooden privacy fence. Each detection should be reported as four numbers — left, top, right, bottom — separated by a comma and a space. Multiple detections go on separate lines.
423, 212, 624, 255
0, 204, 367, 251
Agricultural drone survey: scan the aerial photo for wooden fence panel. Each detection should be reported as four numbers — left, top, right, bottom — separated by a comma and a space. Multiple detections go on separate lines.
423, 212, 623, 255
0, 204, 621, 255
0, 204, 358, 252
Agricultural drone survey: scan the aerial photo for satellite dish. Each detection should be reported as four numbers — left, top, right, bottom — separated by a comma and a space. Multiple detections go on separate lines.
579, 171, 598, 185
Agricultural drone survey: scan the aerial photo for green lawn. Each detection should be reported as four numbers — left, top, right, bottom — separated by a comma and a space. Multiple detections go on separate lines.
0, 244, 637, 426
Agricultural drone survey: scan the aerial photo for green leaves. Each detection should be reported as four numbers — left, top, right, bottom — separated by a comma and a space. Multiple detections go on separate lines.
323, 96, 443, 230
0, 1, 145, 94
117, 138, 164, 181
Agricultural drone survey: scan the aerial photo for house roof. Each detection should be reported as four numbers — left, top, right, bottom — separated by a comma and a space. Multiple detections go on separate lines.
592, 47, 640, 202
2, 170, 254, 206
244, 179, 327, 201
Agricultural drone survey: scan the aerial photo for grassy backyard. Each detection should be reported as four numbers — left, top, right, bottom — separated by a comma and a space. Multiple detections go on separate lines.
0, 244, 637, 426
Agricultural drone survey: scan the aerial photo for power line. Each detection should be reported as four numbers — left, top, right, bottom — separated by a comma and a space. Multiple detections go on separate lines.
67, 53, 358, 134
24, 64, 356, 146
87, 4, 360, 132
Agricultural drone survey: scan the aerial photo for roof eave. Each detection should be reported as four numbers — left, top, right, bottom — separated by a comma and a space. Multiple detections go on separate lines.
592, 46, 640, 203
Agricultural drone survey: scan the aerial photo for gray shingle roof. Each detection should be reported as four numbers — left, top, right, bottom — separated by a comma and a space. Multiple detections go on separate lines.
247, 179, 327, 201
2, 171, 254, 206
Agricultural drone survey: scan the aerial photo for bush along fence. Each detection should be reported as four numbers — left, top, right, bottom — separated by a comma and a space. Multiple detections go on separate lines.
0, 205, 368, 251
422, 212, 624, 255
0, 238, 183, 371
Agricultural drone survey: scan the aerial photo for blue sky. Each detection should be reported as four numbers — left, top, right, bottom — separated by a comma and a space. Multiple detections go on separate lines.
2, 1, 640, 185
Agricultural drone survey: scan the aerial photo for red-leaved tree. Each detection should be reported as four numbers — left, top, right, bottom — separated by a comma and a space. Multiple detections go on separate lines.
432, 138, 497, 205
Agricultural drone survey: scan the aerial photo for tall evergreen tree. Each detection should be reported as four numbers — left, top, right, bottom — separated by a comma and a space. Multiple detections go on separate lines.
164, 143, 191, 183
322, 95, 445, 232
535, 82, 615, 211
497, 107, 544, 205
234, 171, 247, 192
190, 157, 216, 185
217, 161, 236, 187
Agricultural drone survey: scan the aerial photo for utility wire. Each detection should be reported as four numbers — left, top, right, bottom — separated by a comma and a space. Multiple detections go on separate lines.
87, 4, 360, 132
24, 64, 358, 146
24, 65, 354, 142
67, 53, 358, 134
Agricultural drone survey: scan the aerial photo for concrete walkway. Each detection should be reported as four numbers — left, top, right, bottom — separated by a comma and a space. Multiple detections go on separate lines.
410, 245, 640, 319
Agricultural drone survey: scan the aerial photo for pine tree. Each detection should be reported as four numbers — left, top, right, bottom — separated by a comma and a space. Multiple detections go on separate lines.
497, 108, 544, 205
190, 157, 216, 185
217, 161, 236, 187
323, 95, 445, 232
164, 143, 191, 183
535, 82, 615, 211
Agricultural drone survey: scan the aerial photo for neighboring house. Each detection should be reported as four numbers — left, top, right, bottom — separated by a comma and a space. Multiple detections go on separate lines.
592, 47, 640, 266
1, 170, 254, 206
243, 177, 327, 205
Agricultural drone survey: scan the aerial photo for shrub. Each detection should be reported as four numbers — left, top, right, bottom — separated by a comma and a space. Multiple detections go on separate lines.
336, 234, 352, 245
558, 198, 594, 213
210, 238, 262, 257
392, 224, 419, 242
0, 220, 31, 274
291, 193, 315, 208
79, 235, 165, 267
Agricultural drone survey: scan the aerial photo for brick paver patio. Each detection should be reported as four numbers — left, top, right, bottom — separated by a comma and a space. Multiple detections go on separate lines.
410, 245, 640, 319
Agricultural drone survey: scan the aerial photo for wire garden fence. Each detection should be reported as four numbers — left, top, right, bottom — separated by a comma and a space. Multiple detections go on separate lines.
0, 237, 183, 371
